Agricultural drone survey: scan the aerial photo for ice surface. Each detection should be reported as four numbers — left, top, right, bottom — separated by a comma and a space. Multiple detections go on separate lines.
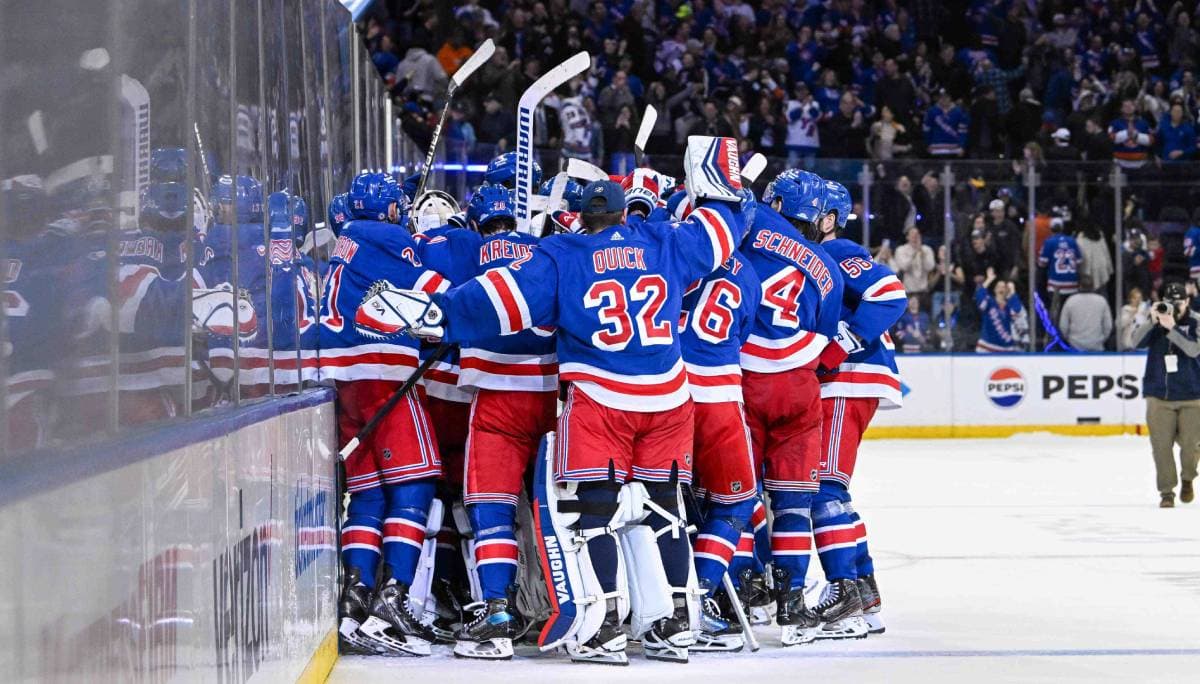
330, 435, 1200, 683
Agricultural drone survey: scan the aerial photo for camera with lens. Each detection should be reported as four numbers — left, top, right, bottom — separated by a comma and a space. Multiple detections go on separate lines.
1154, 301, 1172, 315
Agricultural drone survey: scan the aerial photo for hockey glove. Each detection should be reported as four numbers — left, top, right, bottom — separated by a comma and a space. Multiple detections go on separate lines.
355, 283, 445, 340
817, 321, 863, 371
683, 136, 742, 206
623, 168, 665, 217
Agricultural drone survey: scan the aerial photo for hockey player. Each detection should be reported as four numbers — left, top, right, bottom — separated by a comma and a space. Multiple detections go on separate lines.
321, 171, 447, 657
813, 180, 907, 638
419, 185, 559, 659
484, 152, 542, 191
359, 137, 749, 664
328, 192, 350, 236
738, 171, 844, 646
637, 178, 763, 652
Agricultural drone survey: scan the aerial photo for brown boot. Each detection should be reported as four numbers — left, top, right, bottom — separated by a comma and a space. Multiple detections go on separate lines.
1181, 480, 1194, 504
1160, 493, 1176, 508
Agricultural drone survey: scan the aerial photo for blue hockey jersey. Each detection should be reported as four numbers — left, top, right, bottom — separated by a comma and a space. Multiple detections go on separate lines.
1038, 233, 1083, 294
437, 202, 746, 411
974, 286, 1018, 352
923, 104, 969, 156
419, 226, 558, 393
679, 251, 761, 403
739, 203, 844, 374
318, 220, 448, 383
1184, 225, 1200, 280
816, 239, 907, 408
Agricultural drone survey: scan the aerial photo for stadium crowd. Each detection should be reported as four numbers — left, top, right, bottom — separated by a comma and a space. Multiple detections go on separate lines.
362, 0, 1200, 352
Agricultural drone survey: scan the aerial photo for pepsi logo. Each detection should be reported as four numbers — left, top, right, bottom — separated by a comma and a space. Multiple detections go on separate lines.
986, 367, 1026, 408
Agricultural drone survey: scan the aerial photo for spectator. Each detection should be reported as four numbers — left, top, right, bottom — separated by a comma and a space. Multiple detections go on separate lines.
875, 58, 917, 123
444, 102, 477, 162
1079, 117, 1113, 161
396, 44, 448, 99
875, 174, 916, 248
691, 99, 736, 138
889, 226, 937, 299
1044, 127, 1080, 162
912, 171, 944, 245
1059, 277, 1114, 351
597, 70, 636, 129
558, 87, 596, 163
1109, 98, 1154, 169
973, 55, 1025, 117
895, 294, 933, 353
935, 298, 959, 351
975, 269, 1019, 352
1159, 100, 1197, 164
924, 89, 969, 157
869, 105, 912, 160
1118, 287, 1150, 351
606, 104, 637, 176
820, 92, 868, 158
1076, 223, 1114, 295
476, 95, 515, 152
436, 31, 474, 77
932, 43, 971, 102
785, 82, 821, 167
955, 220, 1000, 301
1169, 9, 1200, 72
1038, 215, 1083, 297
985, 199, 1022, 280
1124, 228, 1154, 300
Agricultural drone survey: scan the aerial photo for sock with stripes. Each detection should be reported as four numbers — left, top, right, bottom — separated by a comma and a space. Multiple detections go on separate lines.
693, 498, 754, 593
380, 479, 437, 586
341, 486, 386, 588
467, 502, 520, 600
768, 490, 813, 589
813, 481, 858, 582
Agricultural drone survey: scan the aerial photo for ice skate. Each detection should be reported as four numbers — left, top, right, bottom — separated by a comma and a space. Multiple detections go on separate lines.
692, 593, 744, 653
642, 606, 695, 663
357, 574, 436, 656
565, 607, 627, 665
772, 567, 820, 646
338, 567, 384, 655
736, 568, 774, 625
858, 574, 885, 635
813, 579, 868, 641
453, 598, 519, 660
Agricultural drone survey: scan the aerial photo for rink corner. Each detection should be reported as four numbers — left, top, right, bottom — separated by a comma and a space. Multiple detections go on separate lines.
297, 629, 339, 684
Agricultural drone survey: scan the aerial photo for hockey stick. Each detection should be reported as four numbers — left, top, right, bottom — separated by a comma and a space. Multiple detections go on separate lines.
565, 157, 609, 183
413, 39, 495, 199
528, 171, 569, 235
515, 51, 591, 233
338, 342, 455, 461
634, 104, 657, 167
684, 485, 761, 652
741, 153, 767, 184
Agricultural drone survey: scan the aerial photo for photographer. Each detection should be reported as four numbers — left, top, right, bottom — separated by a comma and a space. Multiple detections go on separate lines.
1132, 282, 1200, 508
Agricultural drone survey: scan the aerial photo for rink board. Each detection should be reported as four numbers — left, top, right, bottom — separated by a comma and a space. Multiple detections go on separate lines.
869, 353, 1149, 438
0, 390, 338, 682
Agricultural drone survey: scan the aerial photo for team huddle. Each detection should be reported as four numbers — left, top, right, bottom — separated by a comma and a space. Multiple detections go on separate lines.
325, 133, 907, 666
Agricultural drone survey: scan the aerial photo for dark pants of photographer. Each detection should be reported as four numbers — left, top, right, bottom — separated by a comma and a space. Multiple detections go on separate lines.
1145, 398, 1200, 495
1132, 295, 1200, 503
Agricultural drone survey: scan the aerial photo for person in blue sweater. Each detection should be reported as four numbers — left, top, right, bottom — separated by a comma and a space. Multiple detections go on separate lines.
923, 89, 969, 157
1158, 100, 1197, 164
894, 294, 932, 353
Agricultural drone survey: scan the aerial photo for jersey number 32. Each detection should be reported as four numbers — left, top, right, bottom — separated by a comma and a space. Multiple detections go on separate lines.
584, 276, 672, 351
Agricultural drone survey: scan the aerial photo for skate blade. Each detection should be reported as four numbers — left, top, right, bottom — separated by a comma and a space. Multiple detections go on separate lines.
358, 616, 433, 656
814, 616, 869, 641
453, 638, 513, 660
339, 618, 384, 654
566, 640, 629, 666
864, 613, 886, 635
691, 635, 744, 652
780, 625, 818, 646
644, 647, 689, 663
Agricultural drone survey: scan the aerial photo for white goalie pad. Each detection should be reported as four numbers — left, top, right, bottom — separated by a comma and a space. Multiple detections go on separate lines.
684, 135, 743, 205
531, 432, 627, 650
452, 500, 483, 603
619, 524, 673, 637
408, 497, 444, 621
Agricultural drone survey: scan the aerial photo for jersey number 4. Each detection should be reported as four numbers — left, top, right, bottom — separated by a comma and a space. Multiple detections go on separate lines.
584, 276, 672, 351
760, 266, 806, 328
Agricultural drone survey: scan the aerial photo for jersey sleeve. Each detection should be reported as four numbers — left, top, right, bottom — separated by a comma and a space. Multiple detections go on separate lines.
817, 265, 846, 340
670, 200, 747, 282
843, 260, 905, 342
1037, 238, 1051, 267
437, 248, 559, 343
736, 268, 762, 348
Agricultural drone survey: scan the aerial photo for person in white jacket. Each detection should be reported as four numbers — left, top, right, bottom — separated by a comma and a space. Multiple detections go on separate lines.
887, 226, 937, 297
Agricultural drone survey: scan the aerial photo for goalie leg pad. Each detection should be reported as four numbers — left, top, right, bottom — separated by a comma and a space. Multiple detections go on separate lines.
813, 482, 857, 582
531, 434, 624, 650
693, 498, 754, 594
342, 486, 385, 589
641, 482, 692, 589
382, 480, 438, 587
769, 490, 814, 590
408, 497, 444, 626
619, 523, 674, 638
467, 502, 521, 600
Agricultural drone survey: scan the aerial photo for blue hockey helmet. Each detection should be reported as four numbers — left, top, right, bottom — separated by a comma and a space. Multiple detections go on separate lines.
485, 152, 542, 189
467, 183, 516, 231
141, 181, 190, 229
327, 192, 350, 236
540, 176, 584, 212
267, 190, 292, 233
819, 181, 853, 229
348, 171, 406, 222
213, 174, 264, 223
149, 147, 187, 183
764, 176, 822, 223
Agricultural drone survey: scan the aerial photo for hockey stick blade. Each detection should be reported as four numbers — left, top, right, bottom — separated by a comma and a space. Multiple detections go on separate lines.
741, 153, 767, 184
635, 104, 657, 162
565, 157, 609, 182
515, 51, 591, 233
451, 38, 495, 88
339, 343, 455, 461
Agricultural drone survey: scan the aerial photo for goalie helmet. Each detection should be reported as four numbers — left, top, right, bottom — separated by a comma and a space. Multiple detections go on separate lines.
348, 171, 406, 222
485, 151, 543, 189
467, 184, 515, 233
411, 189, 461, 233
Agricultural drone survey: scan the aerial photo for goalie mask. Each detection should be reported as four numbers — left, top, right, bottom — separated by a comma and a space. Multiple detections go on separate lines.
411, 189, 461, 234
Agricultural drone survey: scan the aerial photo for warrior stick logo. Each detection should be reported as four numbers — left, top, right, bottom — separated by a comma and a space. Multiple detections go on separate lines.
516, 108, 533, 219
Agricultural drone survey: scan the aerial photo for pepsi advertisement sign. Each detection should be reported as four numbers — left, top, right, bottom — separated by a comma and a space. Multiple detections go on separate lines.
986, 367, 1026, 408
